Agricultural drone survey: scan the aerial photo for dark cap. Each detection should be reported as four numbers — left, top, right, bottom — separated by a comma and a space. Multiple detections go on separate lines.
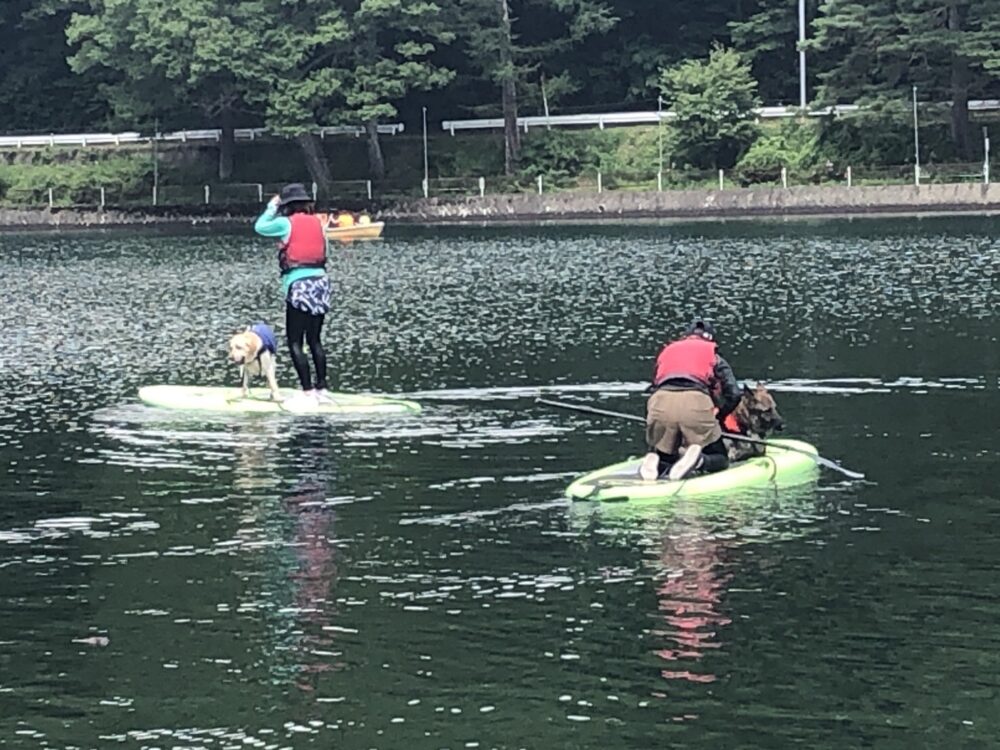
278, 183, 313, 206
684, 317, 716, 341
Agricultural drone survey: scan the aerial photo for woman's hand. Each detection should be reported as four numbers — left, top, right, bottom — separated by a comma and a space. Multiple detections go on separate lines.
268, 194, 281, 209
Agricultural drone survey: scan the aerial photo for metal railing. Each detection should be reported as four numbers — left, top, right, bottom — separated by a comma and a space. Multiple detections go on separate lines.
441, 100, 1000, 134
0, 124, 405, 149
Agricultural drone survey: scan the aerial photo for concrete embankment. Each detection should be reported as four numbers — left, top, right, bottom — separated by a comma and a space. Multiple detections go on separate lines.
3, 182, 1000, 228
382, 182, 1000, 222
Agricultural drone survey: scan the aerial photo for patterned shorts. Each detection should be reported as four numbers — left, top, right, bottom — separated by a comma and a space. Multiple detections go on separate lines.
288, 276, 331, 316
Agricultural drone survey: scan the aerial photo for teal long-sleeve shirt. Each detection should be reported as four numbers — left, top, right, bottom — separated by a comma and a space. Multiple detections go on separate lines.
254, 204, 326, 296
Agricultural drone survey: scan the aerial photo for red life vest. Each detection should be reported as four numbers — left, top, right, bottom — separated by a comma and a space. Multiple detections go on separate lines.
278, 214, 327, 275
653, 336, 717, 388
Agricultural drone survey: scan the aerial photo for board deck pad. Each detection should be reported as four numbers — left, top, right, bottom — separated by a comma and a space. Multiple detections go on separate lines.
566, 439, 819, 501
138, 385, 421, 415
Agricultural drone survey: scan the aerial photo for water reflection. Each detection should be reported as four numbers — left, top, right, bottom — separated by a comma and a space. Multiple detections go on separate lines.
571, 483, 822, 693
652, 515, 733, 685
283, 475, 341, 693
235, 427, 345, 694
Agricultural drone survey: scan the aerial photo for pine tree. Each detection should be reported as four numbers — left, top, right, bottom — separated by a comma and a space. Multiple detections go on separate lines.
328, 0, 456, 181
462, 0, 617, 174
731, 0, 823, 105
810, 0, 1000, 159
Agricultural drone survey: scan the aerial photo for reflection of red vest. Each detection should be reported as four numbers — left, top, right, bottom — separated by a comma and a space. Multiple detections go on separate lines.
653, 336, 716, 387
278, 214, 326, 275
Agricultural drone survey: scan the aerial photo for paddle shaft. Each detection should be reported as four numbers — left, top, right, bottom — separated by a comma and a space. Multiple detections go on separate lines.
536, 397, 865, 480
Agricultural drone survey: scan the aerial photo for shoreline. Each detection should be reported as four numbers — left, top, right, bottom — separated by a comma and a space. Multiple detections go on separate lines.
2, 182, 1000, 229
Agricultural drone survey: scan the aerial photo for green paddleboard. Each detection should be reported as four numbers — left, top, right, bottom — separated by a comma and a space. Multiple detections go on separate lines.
138, 385, 421, 416
566, 439, 820, 502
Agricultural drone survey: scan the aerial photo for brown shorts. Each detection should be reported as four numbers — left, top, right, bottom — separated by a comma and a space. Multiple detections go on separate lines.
645, 389, 721, 455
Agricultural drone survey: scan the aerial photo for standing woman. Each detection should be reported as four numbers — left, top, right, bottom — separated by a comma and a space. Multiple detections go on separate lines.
254, 183, 332, 406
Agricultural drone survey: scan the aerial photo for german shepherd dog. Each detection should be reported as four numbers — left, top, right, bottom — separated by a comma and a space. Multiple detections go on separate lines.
724, 383, 785, 462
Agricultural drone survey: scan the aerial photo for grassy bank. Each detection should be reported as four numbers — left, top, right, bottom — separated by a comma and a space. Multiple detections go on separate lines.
0, 116, 993, 207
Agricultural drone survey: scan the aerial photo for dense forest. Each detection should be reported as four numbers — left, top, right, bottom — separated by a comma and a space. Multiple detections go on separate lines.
1, 0, 999, 187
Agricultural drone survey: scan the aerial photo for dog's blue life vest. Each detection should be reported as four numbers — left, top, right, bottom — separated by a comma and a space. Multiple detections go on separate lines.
250, 323, 277, 357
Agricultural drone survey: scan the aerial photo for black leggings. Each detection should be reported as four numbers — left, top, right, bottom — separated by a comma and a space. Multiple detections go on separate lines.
656, 436, 730, 475
286, 303, 328, 391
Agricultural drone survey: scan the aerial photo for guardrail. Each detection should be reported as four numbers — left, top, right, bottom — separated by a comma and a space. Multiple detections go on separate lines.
441, 101, 1000, 134
0, 124, 405, 149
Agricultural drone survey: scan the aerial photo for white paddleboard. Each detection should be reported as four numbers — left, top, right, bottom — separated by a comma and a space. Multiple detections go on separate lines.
138, 385, 421, 415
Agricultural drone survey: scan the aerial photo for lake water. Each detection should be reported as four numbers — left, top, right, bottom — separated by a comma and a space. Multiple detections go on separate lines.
1, 217, 998, 749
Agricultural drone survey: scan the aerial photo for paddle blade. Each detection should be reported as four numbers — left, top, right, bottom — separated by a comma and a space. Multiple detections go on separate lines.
816, 456, 865, 480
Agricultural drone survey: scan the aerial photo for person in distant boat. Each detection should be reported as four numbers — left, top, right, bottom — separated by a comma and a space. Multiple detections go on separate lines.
640, 318, 741, 481
254, 183, 333, 406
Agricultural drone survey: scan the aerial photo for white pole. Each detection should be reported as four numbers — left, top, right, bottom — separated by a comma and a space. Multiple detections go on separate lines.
422, 178, 429, 198
798, 0, 807, 109
658, 95, 664, 174
367, 179, 373, 200
152, 119, 159, 198
597, 171, 603, 194
152, 185, 157, 206
422, 106, 429, 190
100, 187, 106, 209
479, 176, 485, 197
312, 182, 318, 200
913, 85, 920, 186
718, 169, 724, 190
847, 165, 853, 188
537, 175, 543, 194
48, 188, 54, 208
257, 183, 263, 202
657, 171, 663, 192
782, 166, 788, 188
984, 126, 990, 184
204, 185, 210, 204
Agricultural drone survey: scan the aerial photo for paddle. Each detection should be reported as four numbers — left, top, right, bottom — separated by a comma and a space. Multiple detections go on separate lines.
536, 397, 866, 481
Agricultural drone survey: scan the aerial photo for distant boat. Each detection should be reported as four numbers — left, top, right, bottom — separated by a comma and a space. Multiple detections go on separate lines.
325, 221, 385, 241
318, 212, 385, 241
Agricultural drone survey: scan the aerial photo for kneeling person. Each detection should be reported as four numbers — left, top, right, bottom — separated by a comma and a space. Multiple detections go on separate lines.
640, 318, 741, 481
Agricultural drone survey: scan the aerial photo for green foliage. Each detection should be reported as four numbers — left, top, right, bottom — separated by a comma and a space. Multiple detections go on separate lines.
730, 0, 814, 105
516, 125, 671, 185
808, 0, 1000, 158
658, 45, 761, 169
0, 1, 108, 132
4, 0, 1000, 183
461, 0, 618, 171
430, 134, 506, 178
737, 119, 829, 183
519, 129, 613, 183
607, 126, 664, 176
0, 150, 151, 205
65, 0, 352, 134
817, 113, 959, 165
331, 0, 455, 127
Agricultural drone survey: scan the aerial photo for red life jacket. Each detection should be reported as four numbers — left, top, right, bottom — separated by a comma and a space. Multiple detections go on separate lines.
653, 336, 717, 388
278, 214, 327, 275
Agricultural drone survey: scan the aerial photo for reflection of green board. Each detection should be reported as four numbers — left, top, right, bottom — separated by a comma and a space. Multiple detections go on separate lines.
138, 385, 421, 415
566, 439, 819, 502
